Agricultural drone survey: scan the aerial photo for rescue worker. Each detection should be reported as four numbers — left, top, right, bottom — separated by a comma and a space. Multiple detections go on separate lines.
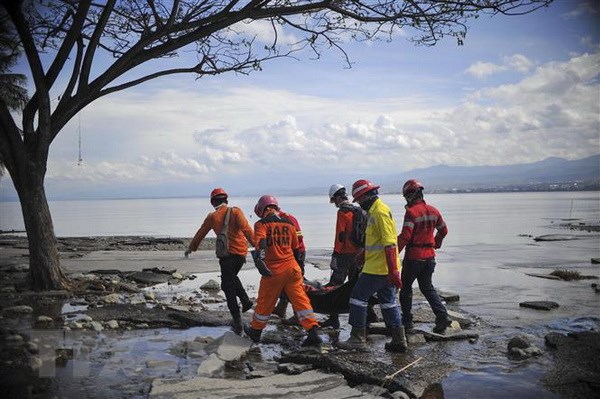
321, 184, 363, 329
244, 195, 322, 347
336, 180, 407, 352
397, 179, 452, 334
184, 188, 254, 335
271, 209, 306, 319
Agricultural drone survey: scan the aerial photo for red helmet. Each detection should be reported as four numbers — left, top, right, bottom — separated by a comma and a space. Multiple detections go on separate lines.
254, 195, 279, 218
210, 188, 228, 200
351, 179, 380, 202
402, 179, 424, 196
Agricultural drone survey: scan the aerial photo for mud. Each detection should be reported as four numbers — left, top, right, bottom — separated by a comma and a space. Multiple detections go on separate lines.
0, 234, 599, 399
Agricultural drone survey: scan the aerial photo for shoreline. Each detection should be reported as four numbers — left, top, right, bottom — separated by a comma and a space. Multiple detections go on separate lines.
0, 235, 599, 398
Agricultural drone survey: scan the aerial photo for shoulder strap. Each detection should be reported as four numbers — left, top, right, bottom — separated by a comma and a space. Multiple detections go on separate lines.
221, 207, 232, 233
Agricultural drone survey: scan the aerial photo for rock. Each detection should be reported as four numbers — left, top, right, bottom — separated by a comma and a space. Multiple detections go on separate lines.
534, 234, 576, 241
0, 286, 16, 293
508, 334, 542, 359
151, 369, 378, 398
146, 359, 177, 369
3, 305, 34, 316
36, 315, 53, 323
27, 341, 39, 354
422, 330, 479, 342
197, 353, 224, 377
142, 267, 177, 275
67, 321, 83, 330
200, 279, 221, 291
519, 301, 559, 310
29, 356, 43, 372
591, 258, 600, 264
437, 290, 460, 303
90, 321, 104, 332
144, 291, 156, 301
106, 320, 119, 329
447, 310, 473, 328
172, 272, 184, 280
5, 334, 23, 344
102, 293, 120, 304
278, 363, 313, 375
128, 271, 171, 285
508, 335, 532, 350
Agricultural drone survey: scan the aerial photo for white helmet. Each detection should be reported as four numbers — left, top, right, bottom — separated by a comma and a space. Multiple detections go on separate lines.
328, 184, 346, 203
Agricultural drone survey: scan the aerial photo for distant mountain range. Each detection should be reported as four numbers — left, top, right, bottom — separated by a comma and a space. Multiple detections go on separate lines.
377, 154, 600, 193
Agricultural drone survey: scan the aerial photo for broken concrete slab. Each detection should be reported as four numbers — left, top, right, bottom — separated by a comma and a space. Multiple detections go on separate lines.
438, 290, 460, 303
150, 369, 380, 398
519, 301, 559, 311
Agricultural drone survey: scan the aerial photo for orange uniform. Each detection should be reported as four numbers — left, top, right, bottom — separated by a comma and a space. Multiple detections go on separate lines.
251, 210, 318, 331
188, 205, 253, 256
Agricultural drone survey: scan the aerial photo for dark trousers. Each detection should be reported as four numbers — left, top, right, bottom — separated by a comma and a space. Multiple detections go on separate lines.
219, 255, 250, 320
327, 253, 361, 286
399, 258, 448, 325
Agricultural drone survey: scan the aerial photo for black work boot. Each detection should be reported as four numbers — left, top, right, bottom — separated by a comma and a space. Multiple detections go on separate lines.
272, 297, 289, 318
301, 327, 323, 347
321, 314, 340, 329
336, 327, 367, 351
241, 300, 253, 313
243, 325, 262, 343
231, 318, 243, 336
433, 318, 452, 334
384, 326, 408, 353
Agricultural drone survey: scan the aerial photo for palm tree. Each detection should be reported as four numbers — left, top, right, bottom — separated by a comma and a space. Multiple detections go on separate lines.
0, 14, 29, 176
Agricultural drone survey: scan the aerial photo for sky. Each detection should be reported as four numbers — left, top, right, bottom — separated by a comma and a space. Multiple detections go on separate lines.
2, 0, 599, 200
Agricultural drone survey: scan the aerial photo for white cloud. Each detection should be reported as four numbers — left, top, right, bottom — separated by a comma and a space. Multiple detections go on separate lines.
465, 54, 534, 79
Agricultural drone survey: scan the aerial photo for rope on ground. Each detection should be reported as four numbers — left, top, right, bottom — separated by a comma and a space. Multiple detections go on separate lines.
381, 357, 423, 387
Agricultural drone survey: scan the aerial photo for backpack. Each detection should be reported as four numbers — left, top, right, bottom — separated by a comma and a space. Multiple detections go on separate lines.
215, 207, 232, 258
341, 203, 368, 248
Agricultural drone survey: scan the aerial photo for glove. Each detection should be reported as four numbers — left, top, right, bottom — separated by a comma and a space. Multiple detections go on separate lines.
184, 249, 192, 258
251, 249, 272, 277
384, 245, 402, 289
330, 252, 339, 270
434, 235, 444, 249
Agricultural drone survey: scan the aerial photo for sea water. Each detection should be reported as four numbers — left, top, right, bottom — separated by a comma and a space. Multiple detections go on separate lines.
1, 191, 599, 249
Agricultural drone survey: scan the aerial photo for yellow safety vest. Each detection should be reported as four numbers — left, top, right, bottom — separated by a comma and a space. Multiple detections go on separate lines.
363, 198, 400, 275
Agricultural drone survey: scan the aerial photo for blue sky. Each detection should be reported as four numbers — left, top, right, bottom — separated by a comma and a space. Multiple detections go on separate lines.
2, 0, 599, 200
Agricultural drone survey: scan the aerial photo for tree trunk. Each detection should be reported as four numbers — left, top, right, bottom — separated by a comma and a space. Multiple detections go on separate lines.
13, 161, 70, 291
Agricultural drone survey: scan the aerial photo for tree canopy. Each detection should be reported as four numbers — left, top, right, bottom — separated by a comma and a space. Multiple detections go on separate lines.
0, 0, 552, 290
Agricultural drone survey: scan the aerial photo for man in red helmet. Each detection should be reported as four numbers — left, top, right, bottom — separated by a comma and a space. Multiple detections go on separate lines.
397, 179, 451, 334
184, 188, 254, 335
244, 195, 322, 347
336, 179, 407, 352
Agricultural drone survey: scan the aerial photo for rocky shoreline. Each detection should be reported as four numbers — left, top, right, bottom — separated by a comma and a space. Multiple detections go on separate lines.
0, 235, 598, 398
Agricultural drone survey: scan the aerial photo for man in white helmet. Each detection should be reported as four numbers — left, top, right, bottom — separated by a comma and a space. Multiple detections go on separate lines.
321, 184, 364, 329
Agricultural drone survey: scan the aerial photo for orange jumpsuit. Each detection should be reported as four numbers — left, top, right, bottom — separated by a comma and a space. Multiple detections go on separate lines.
251, 210, 318, 332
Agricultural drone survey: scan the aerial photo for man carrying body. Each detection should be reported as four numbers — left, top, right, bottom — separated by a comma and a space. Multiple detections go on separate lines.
337, 179, 407, 352
397, 179, 451, 334
245, 195, 322, 347
322, 184, 362, 329
184, 188, 254, 335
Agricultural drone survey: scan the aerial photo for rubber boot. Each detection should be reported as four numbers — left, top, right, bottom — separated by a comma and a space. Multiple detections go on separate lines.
243, 325, 262, 343
384, 326, 408, 353
321, 314, 340, 329
336, 327, 367, 351
272, 297, 289, 318
301, 327, 323, 347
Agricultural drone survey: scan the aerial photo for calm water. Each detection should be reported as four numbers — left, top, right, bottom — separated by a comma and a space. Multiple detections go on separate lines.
1, 191, 599, 250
